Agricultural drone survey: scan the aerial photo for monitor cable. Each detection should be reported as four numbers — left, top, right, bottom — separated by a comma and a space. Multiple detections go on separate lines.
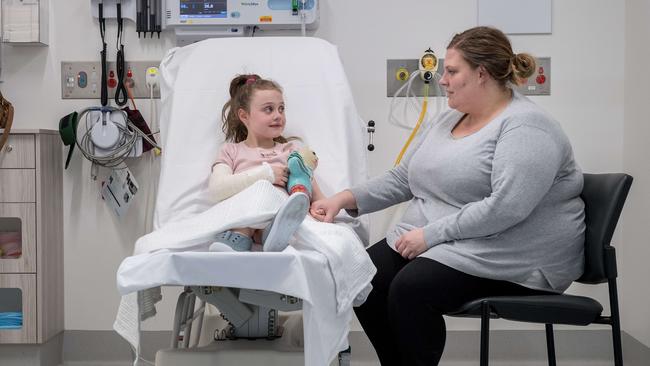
98, 1, 108, 106
114, 0, 128, 106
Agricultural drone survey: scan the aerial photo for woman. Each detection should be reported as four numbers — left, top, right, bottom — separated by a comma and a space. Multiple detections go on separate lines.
311, 26, 585, 365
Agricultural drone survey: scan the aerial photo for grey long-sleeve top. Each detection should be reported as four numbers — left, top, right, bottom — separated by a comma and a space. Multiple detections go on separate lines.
349, 91, 585, 292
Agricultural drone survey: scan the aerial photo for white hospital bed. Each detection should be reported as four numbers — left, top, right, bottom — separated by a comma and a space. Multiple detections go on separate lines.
113, 37, 372, 366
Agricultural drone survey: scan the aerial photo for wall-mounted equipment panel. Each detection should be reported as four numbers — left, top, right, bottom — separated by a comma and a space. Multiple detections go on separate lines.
166, 0, 319, 44
387, 59, 446, 98
90, 0, 320, 43
164, 0, 318, 29
387, 57, 550, 97
515, 57, 551, 96
61, 61, 161, 100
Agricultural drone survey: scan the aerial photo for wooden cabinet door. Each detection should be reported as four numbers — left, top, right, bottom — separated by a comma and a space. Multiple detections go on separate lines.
0, 135, 35, 169
0, 203, 36, 273
0, 274, 37, 343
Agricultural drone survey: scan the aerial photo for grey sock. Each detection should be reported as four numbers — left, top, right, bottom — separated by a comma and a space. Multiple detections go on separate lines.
209, 230, 253, 252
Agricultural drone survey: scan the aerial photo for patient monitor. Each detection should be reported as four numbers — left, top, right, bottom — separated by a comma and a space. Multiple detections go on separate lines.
164, 0, 319, 42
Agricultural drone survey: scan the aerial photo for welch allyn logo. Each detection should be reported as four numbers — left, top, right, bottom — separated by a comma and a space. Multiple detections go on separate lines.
240, 2, 260, 6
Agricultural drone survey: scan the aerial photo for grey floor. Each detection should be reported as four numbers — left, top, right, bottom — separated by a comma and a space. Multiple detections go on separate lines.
61, 362, 617, 366
3, 329, 649, 366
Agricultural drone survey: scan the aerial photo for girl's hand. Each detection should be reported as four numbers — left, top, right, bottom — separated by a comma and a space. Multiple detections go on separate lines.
270, 164, 288, 187
395, 228, 427, 260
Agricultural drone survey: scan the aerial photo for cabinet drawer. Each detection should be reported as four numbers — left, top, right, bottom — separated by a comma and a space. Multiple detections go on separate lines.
0, 170, 35, 202
0, 203, 36, 273
0, 135, 35, 169
0, 273, 37, 343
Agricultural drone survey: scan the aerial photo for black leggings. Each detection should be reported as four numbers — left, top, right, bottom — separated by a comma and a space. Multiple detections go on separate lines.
354, 239, 551, 366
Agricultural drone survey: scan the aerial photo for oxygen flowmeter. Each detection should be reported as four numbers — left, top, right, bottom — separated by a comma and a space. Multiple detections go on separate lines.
419, 48, 438, 82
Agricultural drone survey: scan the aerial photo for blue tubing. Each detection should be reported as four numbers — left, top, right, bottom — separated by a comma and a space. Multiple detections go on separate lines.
0, 312, 22, 329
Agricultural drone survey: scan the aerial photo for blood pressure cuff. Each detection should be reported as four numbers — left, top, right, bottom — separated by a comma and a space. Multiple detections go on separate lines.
58, 111, 78, 169
123, 107, 156, 152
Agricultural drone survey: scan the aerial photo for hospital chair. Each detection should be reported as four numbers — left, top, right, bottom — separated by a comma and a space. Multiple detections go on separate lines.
448, 173, 633, 366
124, 37, 369, 366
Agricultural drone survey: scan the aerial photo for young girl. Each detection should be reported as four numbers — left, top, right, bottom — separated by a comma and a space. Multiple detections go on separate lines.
208, 74, 324, 252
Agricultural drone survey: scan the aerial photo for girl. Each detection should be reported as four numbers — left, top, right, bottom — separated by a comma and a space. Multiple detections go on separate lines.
208, 74, 324, 252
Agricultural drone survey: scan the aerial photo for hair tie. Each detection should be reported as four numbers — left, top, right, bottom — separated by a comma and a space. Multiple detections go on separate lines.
245, 77, 257, 85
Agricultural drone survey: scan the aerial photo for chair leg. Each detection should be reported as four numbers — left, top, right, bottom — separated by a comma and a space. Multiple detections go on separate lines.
609, 279, 624, 366
480, 301, 490, 366
545, 324, 557, 366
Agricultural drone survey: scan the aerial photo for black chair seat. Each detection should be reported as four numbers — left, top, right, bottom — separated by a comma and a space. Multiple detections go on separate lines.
449, 295, 603, 326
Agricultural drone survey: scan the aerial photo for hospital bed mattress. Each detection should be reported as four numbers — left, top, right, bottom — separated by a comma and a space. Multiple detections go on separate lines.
117, 248, 317, 299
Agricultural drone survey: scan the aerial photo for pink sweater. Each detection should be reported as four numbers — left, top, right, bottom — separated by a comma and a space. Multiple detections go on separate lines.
214, 141, 298, 173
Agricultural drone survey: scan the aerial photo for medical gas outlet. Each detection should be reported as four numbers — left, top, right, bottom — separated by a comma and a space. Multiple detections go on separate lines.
396, 68, 409, 81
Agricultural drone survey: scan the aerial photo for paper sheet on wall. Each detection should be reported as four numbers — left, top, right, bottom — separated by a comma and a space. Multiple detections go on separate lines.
478, 0, 552, 34
1, 0, 39, 42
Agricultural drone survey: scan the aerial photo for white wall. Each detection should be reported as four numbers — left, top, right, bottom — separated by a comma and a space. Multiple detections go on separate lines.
623, 0, 650, 349
0, 0, 636, 339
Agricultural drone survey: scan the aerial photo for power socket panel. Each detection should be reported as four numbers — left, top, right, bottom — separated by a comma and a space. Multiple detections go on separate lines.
61, 61, 161, 100
387, 57, 550, 97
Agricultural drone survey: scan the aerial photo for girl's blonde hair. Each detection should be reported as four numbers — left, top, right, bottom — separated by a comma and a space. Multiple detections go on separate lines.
221, 74, 294, 143
447, 26, 536, 87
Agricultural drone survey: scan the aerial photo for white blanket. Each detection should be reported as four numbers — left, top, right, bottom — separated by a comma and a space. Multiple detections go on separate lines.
114, 180, 376, 366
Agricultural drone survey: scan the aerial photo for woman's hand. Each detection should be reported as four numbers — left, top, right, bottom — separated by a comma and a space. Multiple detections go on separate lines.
270, 164, 288, 187
310, 198, 341, 223
310, 190, 357, 223
395, 228, 428, 260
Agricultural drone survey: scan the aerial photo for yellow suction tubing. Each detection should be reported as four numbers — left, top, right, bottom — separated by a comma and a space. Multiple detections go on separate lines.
394, 82, 429, 166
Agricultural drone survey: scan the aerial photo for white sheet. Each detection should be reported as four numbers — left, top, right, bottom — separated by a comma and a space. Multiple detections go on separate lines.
116, 181, 376, 366
114, 37, 373, 366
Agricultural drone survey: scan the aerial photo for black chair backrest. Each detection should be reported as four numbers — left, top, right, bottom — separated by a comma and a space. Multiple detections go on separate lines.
577, 173, 633, 284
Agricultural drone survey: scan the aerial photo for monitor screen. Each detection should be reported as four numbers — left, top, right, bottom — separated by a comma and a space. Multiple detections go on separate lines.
180, 0, 227, 19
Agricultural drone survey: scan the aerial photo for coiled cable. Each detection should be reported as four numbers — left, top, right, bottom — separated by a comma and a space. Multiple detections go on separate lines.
74, 107, 160, 170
